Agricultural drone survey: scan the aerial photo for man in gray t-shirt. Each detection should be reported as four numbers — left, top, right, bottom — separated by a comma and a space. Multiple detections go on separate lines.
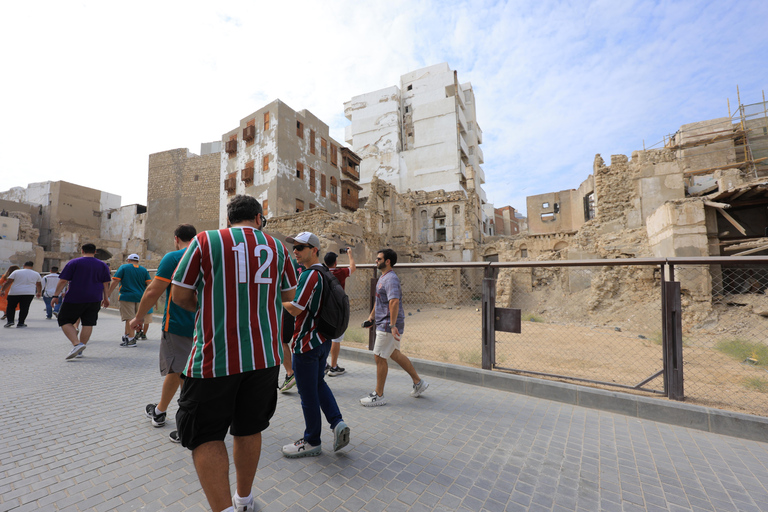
360, 248, 428, 407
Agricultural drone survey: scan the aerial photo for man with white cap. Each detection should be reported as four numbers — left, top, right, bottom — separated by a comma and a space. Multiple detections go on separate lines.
108, 253, 151, 347
281, 232, 349, 459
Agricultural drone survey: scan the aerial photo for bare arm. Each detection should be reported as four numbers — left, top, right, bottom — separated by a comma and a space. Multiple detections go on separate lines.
108, 279, 119, 296
102, 282, 110, 308
0, 278, 13, 296
35, 281, 42, 298
388, 298, 400, 339
171, 284, 197, 311
347, 250, 356, 275
282, 301, 301, 317
130, 278, 169, 331
50, 278, 68, 305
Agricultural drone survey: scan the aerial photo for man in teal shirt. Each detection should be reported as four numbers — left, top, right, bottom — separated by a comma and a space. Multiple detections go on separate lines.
109, 253, 152, 346
130, 224, 196, 443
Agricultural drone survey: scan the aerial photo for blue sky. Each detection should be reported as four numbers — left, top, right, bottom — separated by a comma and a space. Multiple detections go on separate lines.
1, 0, 766, 215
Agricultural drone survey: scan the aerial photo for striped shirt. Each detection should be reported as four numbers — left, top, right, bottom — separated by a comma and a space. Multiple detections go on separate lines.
290, 264, 327, 354
172, 227, 297, 378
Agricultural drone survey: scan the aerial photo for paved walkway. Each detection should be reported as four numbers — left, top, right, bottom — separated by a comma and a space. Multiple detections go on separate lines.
1, 309, 768, 512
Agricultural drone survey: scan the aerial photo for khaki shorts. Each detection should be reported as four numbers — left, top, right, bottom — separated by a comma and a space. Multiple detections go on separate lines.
159, 331, 193, 376
373, 330, 400, 359
119, 301, 140, 321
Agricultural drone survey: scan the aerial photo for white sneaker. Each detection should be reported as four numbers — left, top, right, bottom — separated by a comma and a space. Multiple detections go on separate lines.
411, 379, 429, 397
66, 343, 86, 360
333, 421, 350, 451
360, 391, 387, 407
232, 493, 254, 512
281, 439, 322, 458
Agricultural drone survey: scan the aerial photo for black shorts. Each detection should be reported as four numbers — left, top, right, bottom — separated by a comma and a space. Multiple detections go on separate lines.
282, 310, 294, 345
176, 366, 280, 451
58, 301, 101, 327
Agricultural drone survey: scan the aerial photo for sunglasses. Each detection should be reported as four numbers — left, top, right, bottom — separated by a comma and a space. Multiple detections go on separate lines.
293, 245, 312, 252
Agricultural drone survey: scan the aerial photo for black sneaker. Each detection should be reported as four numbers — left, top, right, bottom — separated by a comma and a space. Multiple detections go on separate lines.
145, 403, 166, 427
136, 330, 147, 340
324, 364, 331, 376
4, 322, 13, 328
328, 366, 346, 376
16, 323, 27, 328
169, 430, 181, 443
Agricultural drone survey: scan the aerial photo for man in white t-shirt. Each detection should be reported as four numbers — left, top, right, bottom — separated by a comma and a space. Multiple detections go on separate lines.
0, 261, 42, 328
42, 266, 61, 319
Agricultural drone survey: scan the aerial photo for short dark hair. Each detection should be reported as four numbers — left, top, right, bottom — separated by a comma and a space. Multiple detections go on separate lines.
227, 195, 262, 225
174, 224, 197, 242
324, 252, 338, 267
51, 266, 59, 272
378, 248, 398, 267
23, 261, 34, 267
81, 243, 96, 254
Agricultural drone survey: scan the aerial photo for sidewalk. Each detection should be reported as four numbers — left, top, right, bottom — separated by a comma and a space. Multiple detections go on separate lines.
1, 310, 767, 511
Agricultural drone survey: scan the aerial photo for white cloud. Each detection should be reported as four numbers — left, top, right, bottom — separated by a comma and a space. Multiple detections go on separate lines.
1, 0, 766, 216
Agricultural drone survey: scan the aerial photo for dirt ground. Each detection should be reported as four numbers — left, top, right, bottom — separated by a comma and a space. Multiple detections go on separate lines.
345, 306, 768, 418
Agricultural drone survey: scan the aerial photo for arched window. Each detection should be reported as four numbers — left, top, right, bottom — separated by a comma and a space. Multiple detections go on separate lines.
434, 208, 446, 242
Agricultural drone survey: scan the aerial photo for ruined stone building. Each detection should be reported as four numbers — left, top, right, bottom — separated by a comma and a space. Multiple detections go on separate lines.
146, 144, 221, 256
0, 181, 147, 273
219, 100, 362, 225
343, 63, 493, 239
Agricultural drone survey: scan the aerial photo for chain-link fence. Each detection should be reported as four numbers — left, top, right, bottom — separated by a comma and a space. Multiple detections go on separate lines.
343, 258, 768, 418
675, 262, 768, 416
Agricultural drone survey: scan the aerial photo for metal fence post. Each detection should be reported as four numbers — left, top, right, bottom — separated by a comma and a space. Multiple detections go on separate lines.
481, 265, 496, 370
662, 263, 684, 400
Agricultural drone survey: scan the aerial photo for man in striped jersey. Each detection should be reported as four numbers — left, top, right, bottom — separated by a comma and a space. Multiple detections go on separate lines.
281, 232, 350, 459
171, 195, 297, 512
129, 224, 196, 442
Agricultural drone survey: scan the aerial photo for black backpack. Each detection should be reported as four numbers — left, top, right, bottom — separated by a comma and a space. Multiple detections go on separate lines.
314, 264, 350, 340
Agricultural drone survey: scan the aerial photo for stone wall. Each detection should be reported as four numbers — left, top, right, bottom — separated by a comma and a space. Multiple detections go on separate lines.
146, 148, 220, 256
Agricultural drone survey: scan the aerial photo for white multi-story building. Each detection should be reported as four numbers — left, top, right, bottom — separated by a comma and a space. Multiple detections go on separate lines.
343, 63, 489, 218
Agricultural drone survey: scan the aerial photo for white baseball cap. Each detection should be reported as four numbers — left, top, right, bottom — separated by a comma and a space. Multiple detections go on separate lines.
127, 253, 140, 261
286, 232, 320, 248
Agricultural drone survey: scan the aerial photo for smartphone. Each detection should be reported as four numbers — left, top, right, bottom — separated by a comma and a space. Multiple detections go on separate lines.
362, 320, 373, 328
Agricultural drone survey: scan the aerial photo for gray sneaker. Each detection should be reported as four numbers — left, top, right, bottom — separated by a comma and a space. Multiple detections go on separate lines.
333, 421, 350, 451
410, 380, 429, 397
360, 392, 387, 407
66, 343, 86, 360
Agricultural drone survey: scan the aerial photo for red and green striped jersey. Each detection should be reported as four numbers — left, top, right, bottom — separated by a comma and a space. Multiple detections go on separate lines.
172, 227, 297, 378
290, 264, 327, 354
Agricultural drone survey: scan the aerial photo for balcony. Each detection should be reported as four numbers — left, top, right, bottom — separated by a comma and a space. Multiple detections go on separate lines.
475, 164, 486, 184
458, 106, 468, 134
475, 123, 483, 144
460, 160, 467, 178
459, 134, 469, 158
475, 145, 484, 164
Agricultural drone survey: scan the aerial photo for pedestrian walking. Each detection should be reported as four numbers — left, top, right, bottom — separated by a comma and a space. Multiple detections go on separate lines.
108, 254, 151, 347
323, 247, 356, 376
0, 261, 42, 328
42, 266, 61, 319
0, 265, 20, 321
51, 244, 112, 359
171, 195, 297, 512
280, 232, 350, 459
361, 248, 429, 406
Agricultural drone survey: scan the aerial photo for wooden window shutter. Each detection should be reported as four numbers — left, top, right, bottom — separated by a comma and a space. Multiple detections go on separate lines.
263, 112, 270, 131
262, 154, 269, 172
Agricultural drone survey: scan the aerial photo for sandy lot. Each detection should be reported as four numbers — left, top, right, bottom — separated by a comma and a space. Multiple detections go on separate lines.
344, 306, 768, 417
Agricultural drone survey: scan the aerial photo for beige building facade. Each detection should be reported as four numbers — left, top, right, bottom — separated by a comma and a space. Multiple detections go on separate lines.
146, 146, 221, 255
219, 100, 362, 226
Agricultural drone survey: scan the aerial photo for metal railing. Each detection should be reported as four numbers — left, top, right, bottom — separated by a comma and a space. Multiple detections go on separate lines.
342, 257, 768, 417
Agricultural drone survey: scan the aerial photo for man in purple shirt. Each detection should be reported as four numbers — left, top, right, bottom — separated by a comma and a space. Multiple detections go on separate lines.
51, 243, 112, 360
360, 248, 428, 406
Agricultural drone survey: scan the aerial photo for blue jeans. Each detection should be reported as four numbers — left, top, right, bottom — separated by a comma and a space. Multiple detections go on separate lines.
42, 296, 61, 318
293, 340, 343, 446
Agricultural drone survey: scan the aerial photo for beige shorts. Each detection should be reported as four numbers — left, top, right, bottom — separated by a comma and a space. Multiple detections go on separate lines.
373, 330, 400, 359
119, 301, 140, 321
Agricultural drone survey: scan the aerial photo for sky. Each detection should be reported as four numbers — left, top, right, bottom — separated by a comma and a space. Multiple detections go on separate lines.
1, 0, 767, 215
